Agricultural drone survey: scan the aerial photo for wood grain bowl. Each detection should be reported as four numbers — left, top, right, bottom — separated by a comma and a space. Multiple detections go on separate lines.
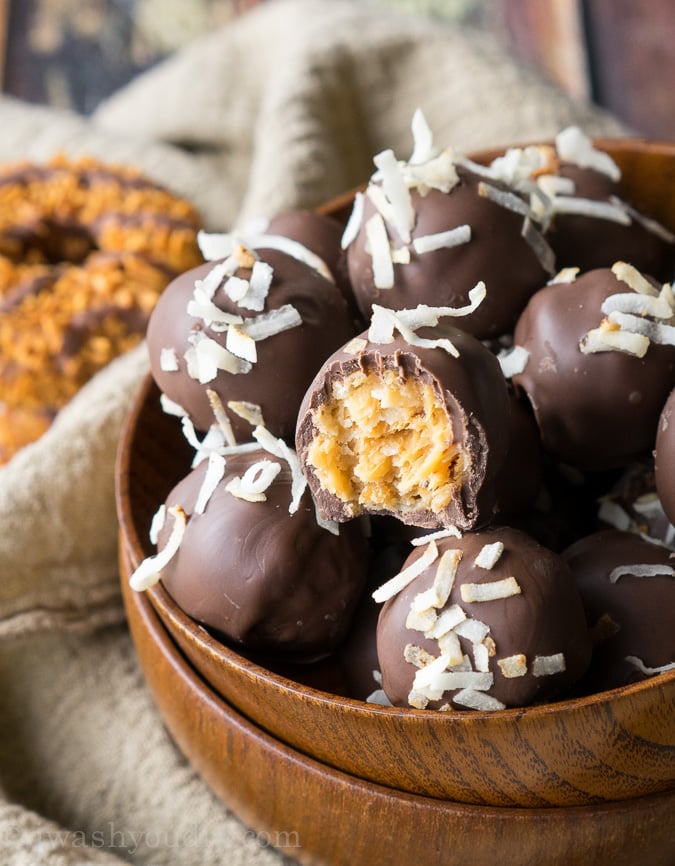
116, 138, 675, 859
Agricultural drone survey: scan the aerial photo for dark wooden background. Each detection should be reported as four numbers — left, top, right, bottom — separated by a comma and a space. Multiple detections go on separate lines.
0, 0, 673, 139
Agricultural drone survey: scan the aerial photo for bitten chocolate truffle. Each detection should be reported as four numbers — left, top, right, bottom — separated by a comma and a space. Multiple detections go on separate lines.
564, 529, 675, 691
655, 388, 675, 526
345, 164, 549, 339
513, 264, 675, 469
142, 447, 369, 661
147, 246, 356, 444
295, 323, 510, 531
375, 527, 592, 710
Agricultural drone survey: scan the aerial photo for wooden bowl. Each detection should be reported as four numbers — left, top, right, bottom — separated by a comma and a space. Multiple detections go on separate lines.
119, 543, 675, 866
116, 137, 675, 818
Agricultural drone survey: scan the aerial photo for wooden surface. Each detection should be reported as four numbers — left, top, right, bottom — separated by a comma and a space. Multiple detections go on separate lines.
119, 542, 675, 866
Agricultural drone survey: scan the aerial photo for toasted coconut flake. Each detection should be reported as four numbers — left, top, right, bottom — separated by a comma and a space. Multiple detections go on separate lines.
366, 183, 397, 226
372, 540, 439, 603
497, 344, 529, 378
411, 527, 462, 546
550, 196, 630, 224
227, 400, 264, 428
225, 459, 281, 503
473, 642, 491, 673
412, 548, 461, 611
223, 275, 250, 304
205, 389, 236, 446
366, 689, 393, 706
184, 332, 252, 383
453, 618, 490, 644
149, 504, 167, 546
424, 604, 466, 639
159, 347, 179, 372
597, 499, 632, 531
247, 233, 333, 282
460, 576, 522, 603
555, 126, 621, 181
416, 668, 494, 696
252, 424, 306, 514
405, 148, 459, 195
407, 689, 430, 709
404, 643, 437, 668
602, 291, 672, 320
239, 260, 273, 311
373, 149, 415, 243
609, 562, 675, 582
226, 325, 257, 363
392, 246, 411, 265
437, 630, 464, 667
405, 605, 438, 633
395, 282, 487, 327
532, 653, 566, 677
341, 191, 365, 250
521, 217, 556, 275
452, 689, 506, 711
608, 311, 675, 347
160, 394, 188, 418
548, 266, 580, 285
195, 452, 226, 514
478, 181, 532, 218
579, 321, 650, 358
187, 287, 245, 330
412, 225, 471, 254
409, 108, 436, 165
536, 173, 576, 198
609, 196, 675, 243
365, 212, 395, 290
239, 304, 303, 341
488, 145, 552, 186
232, 242, 258, 269
130, 505, 187, 592
343, 337, 368, 356
625, 656, 675, 676
611, 261, 659, 296
474, 541, 505, 570
197, 230, 235, 261
498, 654, 528, 678
180, 417, 226, 467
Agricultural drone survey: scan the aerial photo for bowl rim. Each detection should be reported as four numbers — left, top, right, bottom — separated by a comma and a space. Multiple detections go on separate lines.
117, 373, 675, 724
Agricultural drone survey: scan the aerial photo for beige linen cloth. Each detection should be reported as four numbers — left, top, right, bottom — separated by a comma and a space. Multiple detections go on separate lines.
0, 1, 626, 863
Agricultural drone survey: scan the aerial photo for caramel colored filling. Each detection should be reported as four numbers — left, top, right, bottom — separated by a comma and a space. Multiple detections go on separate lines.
307, 368, 468, 515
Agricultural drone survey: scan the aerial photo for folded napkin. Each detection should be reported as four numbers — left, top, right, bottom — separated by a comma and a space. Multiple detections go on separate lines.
0, 1, 625, 862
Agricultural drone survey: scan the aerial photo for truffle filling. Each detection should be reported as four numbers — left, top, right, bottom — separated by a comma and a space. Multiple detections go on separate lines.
307, 368, 467, 514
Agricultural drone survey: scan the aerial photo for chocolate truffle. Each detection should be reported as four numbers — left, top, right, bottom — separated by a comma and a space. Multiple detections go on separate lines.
147, 447, 369, 660
147, 247, 356, 443
513, 265, 675, 469
345, 163, 549, 340
563, 529, 675, 691
655, 388, 675, 526
375, 527, 592, 710
544, 164, 674, 279
493, 388, 544, 519
295, 324, 510, 531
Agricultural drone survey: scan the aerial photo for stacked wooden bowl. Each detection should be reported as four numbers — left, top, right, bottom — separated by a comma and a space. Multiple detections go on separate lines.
116, 139, 675, 866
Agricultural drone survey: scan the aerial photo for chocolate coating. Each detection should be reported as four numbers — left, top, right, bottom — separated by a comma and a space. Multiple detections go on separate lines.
266, 209, 362, 327
147, 249, 356, 443
346, 166, 548, 339
493, 388, 544, 519
513, 268, 675, 469
563, 529, 675, 691
655, 388, 675, 526
295, 326, 510, 531
546, 165, 674, 279
376, 527, 592, 709
157, 448, 369, 660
